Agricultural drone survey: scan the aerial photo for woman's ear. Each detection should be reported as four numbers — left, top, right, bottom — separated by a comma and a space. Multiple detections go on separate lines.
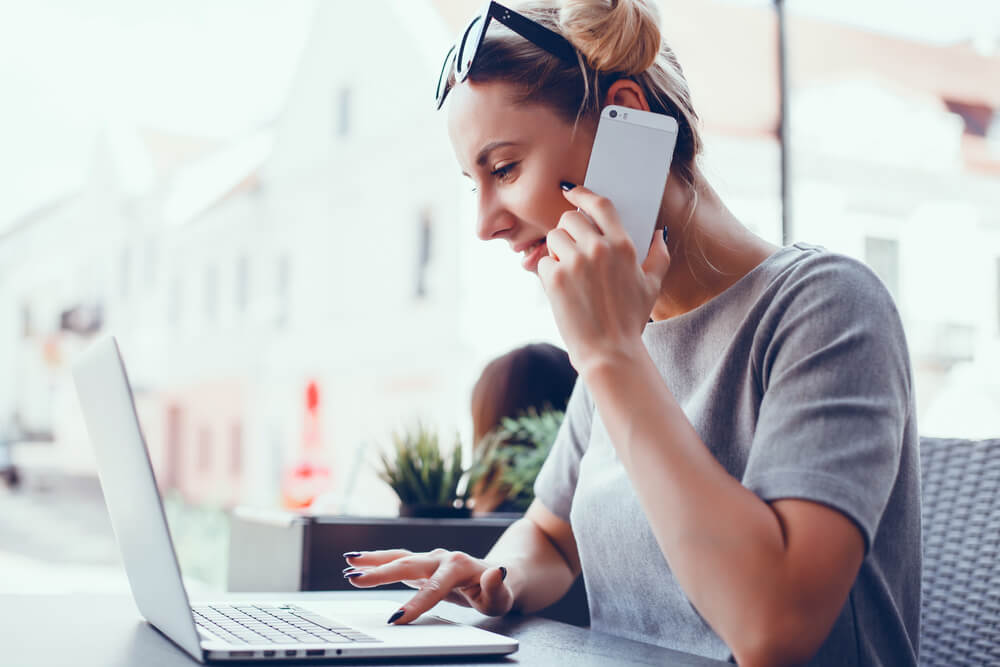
604, 79, 650, 111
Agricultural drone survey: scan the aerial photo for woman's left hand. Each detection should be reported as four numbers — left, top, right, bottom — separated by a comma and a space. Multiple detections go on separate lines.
538, 185, 671, 375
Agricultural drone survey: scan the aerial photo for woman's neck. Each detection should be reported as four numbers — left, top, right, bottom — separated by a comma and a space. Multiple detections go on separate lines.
650, 175, 780, 322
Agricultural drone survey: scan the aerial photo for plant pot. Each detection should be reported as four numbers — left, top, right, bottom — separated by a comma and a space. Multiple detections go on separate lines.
398, 503, 472, 519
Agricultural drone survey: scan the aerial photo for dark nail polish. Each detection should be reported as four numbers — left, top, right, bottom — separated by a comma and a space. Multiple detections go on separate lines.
662, 227, 669, 243
344, 571, 364, 579
560, 181, 576, 191
387, 609, 405, 624
342, 566, 356, 574
343, 551, 362, 558
499, 566, 507, 581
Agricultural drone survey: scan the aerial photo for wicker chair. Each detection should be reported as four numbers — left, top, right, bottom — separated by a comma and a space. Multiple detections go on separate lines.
919, 436, 1000, 666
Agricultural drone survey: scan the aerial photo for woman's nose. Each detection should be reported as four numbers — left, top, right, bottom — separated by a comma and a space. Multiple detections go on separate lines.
475, 195, 513, 242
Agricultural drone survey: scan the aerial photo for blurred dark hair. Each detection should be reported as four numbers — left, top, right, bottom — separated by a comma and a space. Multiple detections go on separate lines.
471, 342, 578, 445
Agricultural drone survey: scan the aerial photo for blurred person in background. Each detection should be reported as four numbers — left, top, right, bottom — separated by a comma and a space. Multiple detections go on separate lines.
342, 2, 920, 665
470, 342, 576, 445
468, 342, 577, 512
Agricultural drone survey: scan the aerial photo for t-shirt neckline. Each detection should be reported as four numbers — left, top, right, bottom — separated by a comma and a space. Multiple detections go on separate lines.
646, 243, 805, 330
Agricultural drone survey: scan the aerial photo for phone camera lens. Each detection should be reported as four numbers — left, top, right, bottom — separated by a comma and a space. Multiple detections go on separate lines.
609, 109, 618, 118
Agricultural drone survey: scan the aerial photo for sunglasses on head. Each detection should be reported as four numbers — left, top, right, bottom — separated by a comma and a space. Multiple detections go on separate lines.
435, 1, 579, 110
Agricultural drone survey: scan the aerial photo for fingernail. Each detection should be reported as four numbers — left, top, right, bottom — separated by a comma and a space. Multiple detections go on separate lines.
662, 227, 669, 243
342, 566, 356, 574
344, 571, 364, 579
560, 181, 576, 191
343, 551, 362, 558
387, 609, 405, 624
499, 566, 507, 581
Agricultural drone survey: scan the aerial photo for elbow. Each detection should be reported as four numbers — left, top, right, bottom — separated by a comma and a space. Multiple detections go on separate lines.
730, 615, 826, 667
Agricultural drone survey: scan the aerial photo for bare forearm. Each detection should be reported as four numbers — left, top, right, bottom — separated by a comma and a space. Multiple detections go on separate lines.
580, 346, 796, 660
484, 517, 577, 614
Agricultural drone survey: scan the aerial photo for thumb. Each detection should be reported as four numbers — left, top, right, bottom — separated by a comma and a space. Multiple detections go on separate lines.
641, 227, 671, 283
477, 565, 514, 616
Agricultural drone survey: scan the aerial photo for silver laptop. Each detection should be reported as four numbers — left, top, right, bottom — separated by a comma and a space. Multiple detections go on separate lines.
72, 336, 519, 662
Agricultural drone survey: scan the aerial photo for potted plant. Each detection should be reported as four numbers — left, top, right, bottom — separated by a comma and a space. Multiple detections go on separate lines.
467, 407, 564, 514
377, 422, 471, 518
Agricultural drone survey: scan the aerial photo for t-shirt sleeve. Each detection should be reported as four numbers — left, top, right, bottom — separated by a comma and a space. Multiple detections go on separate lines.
533, 377, 595, 522
742, 254, 913, 553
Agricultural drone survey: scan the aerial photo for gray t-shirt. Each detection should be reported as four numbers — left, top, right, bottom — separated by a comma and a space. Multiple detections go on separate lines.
534, 243, 921, 665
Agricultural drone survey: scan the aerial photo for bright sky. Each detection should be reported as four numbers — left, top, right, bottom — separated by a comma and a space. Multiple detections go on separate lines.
0, 0, 997, 229
0, 0, 316, 227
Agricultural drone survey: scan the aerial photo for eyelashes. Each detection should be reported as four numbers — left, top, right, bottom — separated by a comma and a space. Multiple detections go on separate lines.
470, 162, 520, 193
492, 162, 517, 182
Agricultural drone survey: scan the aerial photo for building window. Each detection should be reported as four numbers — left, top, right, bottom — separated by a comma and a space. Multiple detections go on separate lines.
231, 422, 243, 476
145, 238, 158, 291
236, 254, 249, 315
276, 255, 290, 328
165, 405, 182, 490
864, 237, 900, 301
415, 208, 433, 299
20, 303, 32, 338
198, 426, 212, 474
204, 265, 218, 323
335, 86, 351, 138
943, 99, 992, 137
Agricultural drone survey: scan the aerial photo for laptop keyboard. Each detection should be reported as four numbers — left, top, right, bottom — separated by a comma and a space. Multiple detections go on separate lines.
193, 604, 380, 645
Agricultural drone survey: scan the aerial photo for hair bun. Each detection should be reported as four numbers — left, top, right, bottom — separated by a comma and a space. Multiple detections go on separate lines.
558, 0, 662, 75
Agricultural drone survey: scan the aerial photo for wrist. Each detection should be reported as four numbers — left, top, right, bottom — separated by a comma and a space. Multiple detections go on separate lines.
576, 338, 647, 383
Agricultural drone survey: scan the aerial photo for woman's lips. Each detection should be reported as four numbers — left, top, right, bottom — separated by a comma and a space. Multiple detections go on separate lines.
521, 239, 548, 272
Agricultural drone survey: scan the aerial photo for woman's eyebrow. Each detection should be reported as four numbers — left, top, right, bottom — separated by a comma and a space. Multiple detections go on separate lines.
462, 140, 521, 177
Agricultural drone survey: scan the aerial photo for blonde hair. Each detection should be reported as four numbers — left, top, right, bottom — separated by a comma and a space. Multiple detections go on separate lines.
441, 0, 703, 190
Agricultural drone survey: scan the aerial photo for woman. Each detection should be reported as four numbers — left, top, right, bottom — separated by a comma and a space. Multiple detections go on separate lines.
343, 2, 920, 664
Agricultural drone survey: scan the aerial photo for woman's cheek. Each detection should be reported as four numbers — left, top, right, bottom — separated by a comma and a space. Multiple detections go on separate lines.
529, 183, 567, 231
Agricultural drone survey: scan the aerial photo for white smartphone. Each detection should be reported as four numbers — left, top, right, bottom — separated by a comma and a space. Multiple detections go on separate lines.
582, 105, 679, 264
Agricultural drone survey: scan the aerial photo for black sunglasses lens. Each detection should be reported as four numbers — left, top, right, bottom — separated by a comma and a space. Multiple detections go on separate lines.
456, 15, 484, 78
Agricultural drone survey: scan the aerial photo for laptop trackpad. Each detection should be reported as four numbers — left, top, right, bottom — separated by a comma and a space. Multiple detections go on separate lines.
296, 599, 496, 646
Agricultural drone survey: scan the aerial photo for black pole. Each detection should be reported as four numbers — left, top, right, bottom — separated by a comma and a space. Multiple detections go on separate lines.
776, 0, 791, 245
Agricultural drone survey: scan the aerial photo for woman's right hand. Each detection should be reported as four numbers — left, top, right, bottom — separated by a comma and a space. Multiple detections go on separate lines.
341, 548, 513, 625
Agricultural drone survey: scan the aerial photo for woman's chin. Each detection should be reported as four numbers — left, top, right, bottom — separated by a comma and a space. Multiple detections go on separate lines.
521, 240, 548, 273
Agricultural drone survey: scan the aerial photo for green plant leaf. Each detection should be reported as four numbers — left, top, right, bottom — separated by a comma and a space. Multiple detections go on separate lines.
374, 422, 468, 509
466, 408, 565, 511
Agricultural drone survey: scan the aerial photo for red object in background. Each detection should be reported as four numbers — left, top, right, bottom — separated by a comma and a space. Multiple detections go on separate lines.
281, 379, 333, 510
281, 460, 332, 510
303, 380, 321, 452
306, 381, 319, 413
